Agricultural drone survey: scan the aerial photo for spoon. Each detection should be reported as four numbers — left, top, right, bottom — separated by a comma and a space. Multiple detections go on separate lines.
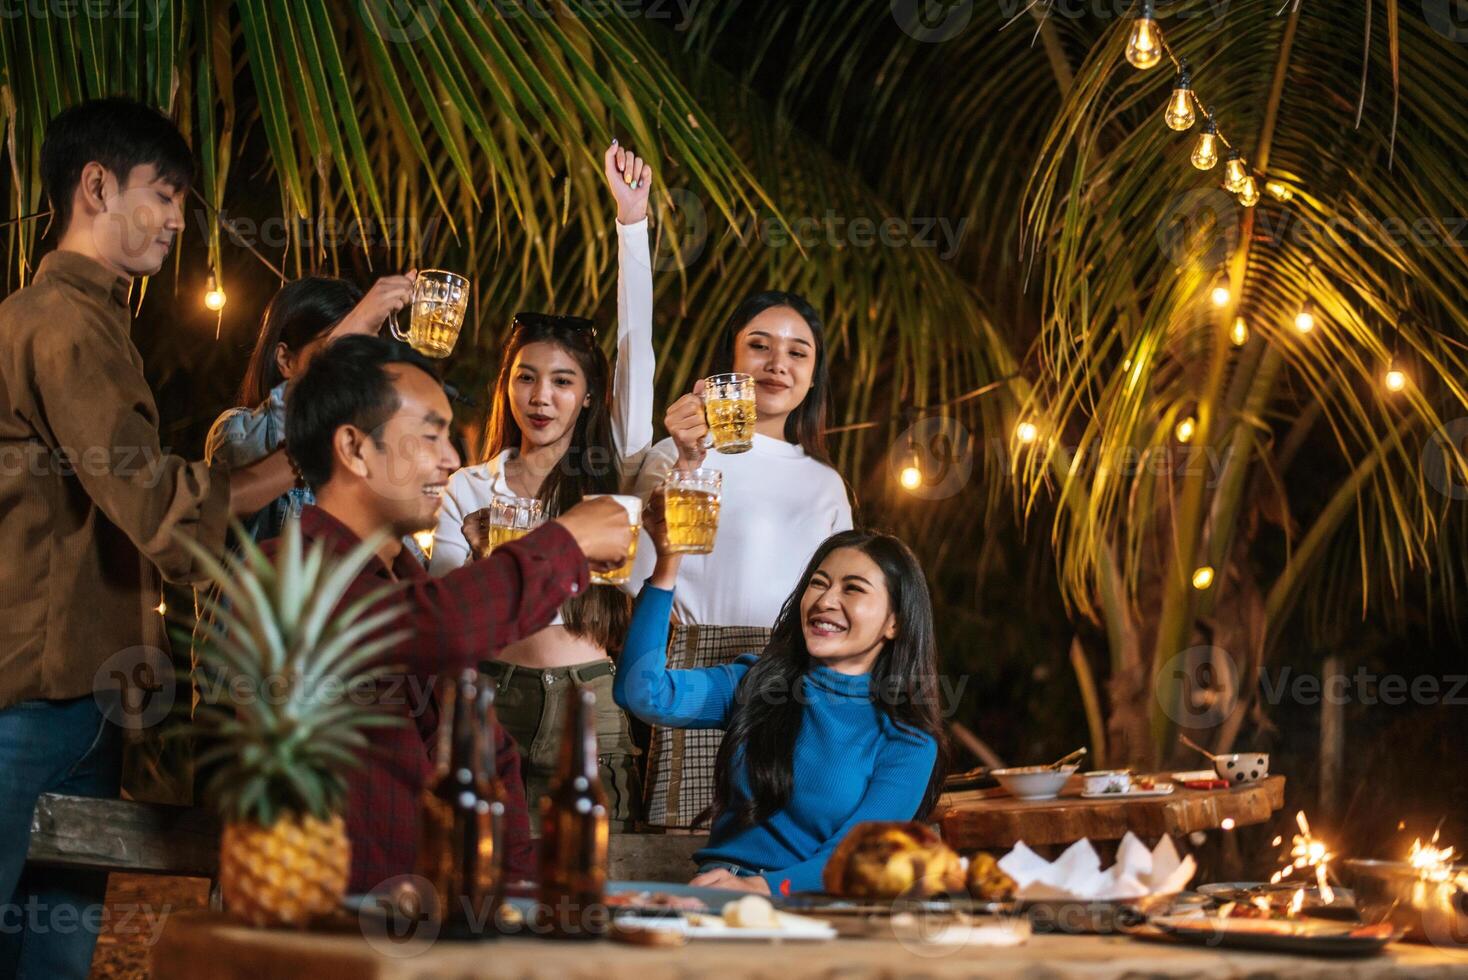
1049, 747, 1088, 770
1179, 734, 1221, 761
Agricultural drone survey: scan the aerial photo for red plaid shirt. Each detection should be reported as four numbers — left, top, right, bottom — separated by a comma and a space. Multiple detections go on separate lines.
262, 505, 589, 894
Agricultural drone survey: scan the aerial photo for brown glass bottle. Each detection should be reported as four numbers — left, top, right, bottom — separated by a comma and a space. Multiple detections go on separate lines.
536, 686, 610, 938
414, 669, 504, 933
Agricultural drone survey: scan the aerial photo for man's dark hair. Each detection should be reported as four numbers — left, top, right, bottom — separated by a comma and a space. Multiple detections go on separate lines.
285, 335, 440, 491
40, 98, 193, 234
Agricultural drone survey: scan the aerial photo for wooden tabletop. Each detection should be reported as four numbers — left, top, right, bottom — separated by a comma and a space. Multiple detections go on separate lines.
151, 909, 1468, 980
938, 775, 1286, 850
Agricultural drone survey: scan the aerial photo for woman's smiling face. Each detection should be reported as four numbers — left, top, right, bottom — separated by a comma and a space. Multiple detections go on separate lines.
730, 306, 817, 422
799, 546, 898, 674
508, 340, 591, 449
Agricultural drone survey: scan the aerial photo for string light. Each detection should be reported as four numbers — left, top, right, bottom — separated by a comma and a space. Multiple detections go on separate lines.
1384, 365, 1407, 392
1164, 66, 1195, 131
1191, 119, 1220, 170
1015, 420, 1040, 445
1175, 416, 1197, 443
1294, 302, 1316, 334
204, 274, 227, 312
1223, 153, 1250, 194
1237, 176, 1260, 208
1125, 0, 1163, 69
1230, 316, 1249, 346
1191, 566, 1215, 590
900, 456, 924, 490
1210, 279, 1231, 308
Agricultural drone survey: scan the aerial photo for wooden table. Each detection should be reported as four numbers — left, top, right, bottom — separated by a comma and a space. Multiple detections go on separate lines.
151, 909, 1468, 979
938, 775, 1286, 850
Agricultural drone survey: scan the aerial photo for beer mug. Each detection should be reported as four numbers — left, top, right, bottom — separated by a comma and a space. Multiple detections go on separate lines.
391, 269, 470, 358
661, 468, 722, 555
702, 373, 756, 454
583, 494, 641, 586
475, 495, 544, 559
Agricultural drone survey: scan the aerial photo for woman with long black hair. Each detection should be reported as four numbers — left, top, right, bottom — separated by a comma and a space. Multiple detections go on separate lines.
629, 292, 854, 826
429, 140, 655, 823
616, 523, 945, 895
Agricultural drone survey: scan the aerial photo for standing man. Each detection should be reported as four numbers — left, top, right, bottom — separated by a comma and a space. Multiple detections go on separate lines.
0, 98, 293, 978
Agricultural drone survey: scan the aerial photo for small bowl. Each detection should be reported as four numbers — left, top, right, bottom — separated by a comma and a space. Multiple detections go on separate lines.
1082, 770, 1132, 795
1213, 752, 1269, 785
992, 766, 1077, 801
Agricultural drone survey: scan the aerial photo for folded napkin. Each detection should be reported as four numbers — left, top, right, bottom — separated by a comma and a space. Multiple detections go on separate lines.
997, 833, 1195, 901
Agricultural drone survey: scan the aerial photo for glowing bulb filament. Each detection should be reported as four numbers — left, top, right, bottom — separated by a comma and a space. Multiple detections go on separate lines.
203, 275, 227, 312
1385, 367, 1406, 392
1230, 317, 1249, 346
1266, 180, 1294, 202
1191, 566, 1215, 590
1175, 416, 1196, 443
1165, 76, 1195, 131
1223, 154, 1250, 194
1210, 284, 1231, 308
1295, 304, 1316, 333
1238, 177, 1260, 208
1191, 124, 1219, 171
1016, 421, 1039, 445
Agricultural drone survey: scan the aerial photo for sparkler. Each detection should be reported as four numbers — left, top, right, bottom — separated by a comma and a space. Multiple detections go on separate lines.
1269, 811, 1336, 907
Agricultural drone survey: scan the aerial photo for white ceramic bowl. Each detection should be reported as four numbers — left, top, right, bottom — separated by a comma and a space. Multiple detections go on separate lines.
1214, 753, 1269, 785
992, 765, 1077, 801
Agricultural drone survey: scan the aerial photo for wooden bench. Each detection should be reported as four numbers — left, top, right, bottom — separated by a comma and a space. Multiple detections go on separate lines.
25, 793, 704, 908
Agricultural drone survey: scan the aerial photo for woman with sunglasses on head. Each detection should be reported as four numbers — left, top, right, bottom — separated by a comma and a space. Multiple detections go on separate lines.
616, 519, 945, 895
628, 293, 854, 828
429, 141, 655, 823
205, 272, 416, 543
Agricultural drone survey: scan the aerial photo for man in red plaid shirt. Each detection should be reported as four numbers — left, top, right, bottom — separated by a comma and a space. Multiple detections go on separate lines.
265, 335, 633, 894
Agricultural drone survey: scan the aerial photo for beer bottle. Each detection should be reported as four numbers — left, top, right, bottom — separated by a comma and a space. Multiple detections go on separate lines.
415, 669, 503, 933
537, 686, 609, 938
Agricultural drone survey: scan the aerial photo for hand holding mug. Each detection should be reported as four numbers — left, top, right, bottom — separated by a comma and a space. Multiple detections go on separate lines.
554, 496, 634, 571
665, 379, 709, 471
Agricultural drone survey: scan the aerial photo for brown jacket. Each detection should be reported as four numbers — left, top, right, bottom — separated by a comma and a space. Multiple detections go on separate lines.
0, 250, 230, 708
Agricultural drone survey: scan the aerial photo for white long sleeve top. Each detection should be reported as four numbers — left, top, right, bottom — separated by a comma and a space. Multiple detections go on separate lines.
628, 434, 854, 628
429, 217, 656, 604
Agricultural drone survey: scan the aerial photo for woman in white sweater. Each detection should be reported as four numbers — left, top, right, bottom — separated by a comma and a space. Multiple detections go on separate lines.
630, 290, 854, 826
428, 141, 654, 824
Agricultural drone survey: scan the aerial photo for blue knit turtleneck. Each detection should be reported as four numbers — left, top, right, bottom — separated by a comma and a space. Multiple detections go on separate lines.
614, 583, 938, 894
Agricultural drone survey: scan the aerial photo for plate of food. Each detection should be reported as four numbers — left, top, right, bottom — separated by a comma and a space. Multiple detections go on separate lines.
1081, 778, 1175, 799
614, 895, 837, 943
1146, 914, 1400, 955
1197, 881, 1357, 920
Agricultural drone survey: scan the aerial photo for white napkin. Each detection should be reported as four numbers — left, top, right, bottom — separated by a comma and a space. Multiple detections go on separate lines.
996, 833, 1196, 901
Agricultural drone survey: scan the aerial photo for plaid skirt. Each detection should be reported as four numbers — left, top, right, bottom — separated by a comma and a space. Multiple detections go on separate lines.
642, 623, 771, 829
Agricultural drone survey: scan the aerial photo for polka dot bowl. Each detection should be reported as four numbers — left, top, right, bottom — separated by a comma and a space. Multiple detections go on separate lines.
1213, 753, 1269, 785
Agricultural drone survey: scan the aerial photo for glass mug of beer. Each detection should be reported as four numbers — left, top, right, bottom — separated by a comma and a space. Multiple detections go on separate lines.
391, 269, 470, 358
471, 495, 544, 560
702, 373, 756, 454
583, 494, 641, 586
661, 468, 722, 555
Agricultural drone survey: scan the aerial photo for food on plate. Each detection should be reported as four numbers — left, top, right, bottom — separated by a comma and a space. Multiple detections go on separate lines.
724, 895, 782, 928
822, 821, 966, 899
966, 852, 1017, 901
604, 891, 708, 912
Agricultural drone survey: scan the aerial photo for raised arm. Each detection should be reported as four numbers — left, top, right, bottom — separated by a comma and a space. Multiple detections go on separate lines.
613, 583, 750, 729
761, 730, 939, 896
603, 141, 655, 480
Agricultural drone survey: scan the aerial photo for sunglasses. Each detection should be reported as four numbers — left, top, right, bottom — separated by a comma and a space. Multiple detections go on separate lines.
513, 311, 597, 337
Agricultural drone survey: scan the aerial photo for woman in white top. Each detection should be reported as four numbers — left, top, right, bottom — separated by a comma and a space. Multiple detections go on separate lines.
429, 141, 654, 823
630, 290, 854, 826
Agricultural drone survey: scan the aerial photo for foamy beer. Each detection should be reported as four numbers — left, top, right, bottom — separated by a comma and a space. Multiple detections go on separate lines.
702, 373, 756, 454
391, 269, 470, 358
584, 494, 641, 586
483, 496, 544, 557
662, 468, 722, 555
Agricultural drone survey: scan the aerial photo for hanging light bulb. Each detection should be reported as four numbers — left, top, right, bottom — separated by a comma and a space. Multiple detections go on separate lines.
1266, 180, 1294, 202
899, 461, 923, 490
1223, 153, 1250, 194
1191, 119, 1220, 170
1015, 420, 1040, 445
1191, 566, 1215, 590
1125, 0, 1163, 69
203, 274, 227, 312
1238, 176, 1260, 208
1175, 416, 1197, 443
1294, 302, 1316, 333
1210, 279, 1232, 308
1230, 316, 1249, 347
1384, 364, 1407, 392
1165, 67, 1196, 131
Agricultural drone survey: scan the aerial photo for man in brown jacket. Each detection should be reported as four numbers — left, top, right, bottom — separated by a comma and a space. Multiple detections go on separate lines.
0, 98, 293, 978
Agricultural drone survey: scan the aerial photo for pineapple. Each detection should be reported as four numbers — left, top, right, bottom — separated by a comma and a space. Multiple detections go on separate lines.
181, 519, 407, 928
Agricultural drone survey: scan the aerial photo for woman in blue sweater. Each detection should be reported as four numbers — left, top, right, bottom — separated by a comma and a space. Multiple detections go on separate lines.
615, 515, 948, 896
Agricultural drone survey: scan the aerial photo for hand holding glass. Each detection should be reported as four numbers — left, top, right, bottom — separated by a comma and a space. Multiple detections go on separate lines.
391, 269, 470, 358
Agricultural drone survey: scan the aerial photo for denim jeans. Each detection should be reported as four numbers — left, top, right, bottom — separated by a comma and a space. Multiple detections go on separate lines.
0, 697, 122, 979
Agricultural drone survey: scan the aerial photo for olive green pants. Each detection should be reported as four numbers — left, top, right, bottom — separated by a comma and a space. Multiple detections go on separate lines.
480, 659, 641, 828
